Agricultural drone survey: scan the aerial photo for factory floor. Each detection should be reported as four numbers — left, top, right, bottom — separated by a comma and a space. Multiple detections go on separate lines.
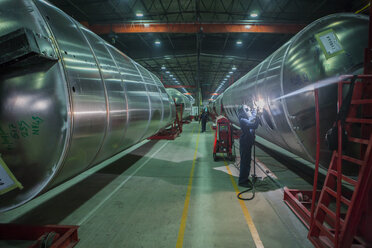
0, 121, 314, 248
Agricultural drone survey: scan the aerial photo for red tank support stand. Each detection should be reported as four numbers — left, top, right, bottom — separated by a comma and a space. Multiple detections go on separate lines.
0, 224, 79, 248
148, 103, 183, 140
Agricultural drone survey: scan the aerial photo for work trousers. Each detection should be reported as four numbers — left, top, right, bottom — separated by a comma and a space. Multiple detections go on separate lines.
238, 142, 253, 185
201, 120, 207, 132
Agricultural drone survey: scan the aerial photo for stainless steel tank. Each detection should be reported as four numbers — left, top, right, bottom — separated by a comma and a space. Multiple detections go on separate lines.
220, 13, 368, 166
0, 0, 175, 211
165, 88, 192, 118
214, 94, 224, 116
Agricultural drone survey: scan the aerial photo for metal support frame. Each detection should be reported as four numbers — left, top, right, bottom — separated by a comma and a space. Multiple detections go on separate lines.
284, 75, 372, 248
0, 224, 79, 248
85, 23, 305, 35
283, 88, 321, 229
148, 103, 183, 140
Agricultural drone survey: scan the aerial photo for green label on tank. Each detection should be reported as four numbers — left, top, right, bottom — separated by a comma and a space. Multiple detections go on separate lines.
315, 29, 344, 59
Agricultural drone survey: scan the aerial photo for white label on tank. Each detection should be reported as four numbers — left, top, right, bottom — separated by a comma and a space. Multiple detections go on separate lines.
0, 165, 16, 192
315, 29, 344, 59
319, 32, 342, 55
0, 156, 23, 195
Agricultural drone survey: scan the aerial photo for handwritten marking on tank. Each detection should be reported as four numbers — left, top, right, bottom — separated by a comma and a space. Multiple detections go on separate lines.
0, 128, 13, 150
0, 116, 44, 150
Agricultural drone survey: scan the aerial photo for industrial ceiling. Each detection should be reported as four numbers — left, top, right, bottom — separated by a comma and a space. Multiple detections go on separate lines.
49, 0, 369, 102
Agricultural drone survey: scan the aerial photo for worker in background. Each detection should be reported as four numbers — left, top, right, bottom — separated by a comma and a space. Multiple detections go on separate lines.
199, 109, 209, 132
238, 105, 260, 187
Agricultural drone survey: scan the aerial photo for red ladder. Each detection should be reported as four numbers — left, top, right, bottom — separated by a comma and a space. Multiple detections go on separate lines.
308, 75, 372, 247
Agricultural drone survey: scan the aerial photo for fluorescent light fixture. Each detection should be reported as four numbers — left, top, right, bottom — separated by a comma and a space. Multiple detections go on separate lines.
227, 75, 230, 78
229, 71, 233, 74
136, 12, 144, 17
144, 23, 150, 27
236, 40, 243, 45
245, 25, 252, 29
232, 66, 237, 70
170, 74, 173, 77
161, 66, 166, 70
166, 71, 170, 74
250, 13, 258, 17
154, 40, 161, 45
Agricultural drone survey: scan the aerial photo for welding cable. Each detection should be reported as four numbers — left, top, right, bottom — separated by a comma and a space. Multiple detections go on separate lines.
237, 177, 256, 200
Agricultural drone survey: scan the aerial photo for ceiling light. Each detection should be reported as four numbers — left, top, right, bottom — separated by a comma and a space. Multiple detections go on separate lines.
245, 25, 252, 29
227, 75, 230, 78
232, 66, 237, 70
170, 74, 173, 77
250, 13, 258, 18
161, 66, 166, 70
155, 40, 161, 45
136, 12, 144, 17
236, 40, 243, 45
166, 71, 170, 74
229, 71, 233, 74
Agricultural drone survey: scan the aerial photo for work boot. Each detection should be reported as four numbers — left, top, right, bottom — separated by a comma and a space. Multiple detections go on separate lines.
238, 179, 252, 188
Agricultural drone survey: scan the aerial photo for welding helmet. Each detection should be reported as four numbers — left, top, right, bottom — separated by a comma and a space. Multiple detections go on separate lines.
238, 104, 250, 117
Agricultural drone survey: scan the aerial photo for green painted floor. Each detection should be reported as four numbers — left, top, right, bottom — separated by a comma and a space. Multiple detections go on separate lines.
0, 121, 313, 248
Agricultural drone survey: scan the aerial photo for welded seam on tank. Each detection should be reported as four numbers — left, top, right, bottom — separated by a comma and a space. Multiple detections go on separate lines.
72, 21, 110, 169
176, 125, 200, 248
149, 73, 165, 133
223, 159, 264, 248
77, 140, 170, 226
133, 63, 153, 140
279, 27, 315, 163
30, 0, 75, 193
104, 45, 130, 153
262, 47, 294, 150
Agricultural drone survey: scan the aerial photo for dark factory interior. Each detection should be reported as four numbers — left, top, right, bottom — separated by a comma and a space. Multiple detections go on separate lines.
0, 0, 371, 247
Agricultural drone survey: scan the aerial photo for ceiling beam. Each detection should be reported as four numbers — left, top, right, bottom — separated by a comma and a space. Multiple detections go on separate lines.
85, 23, 304, 34
164, 85, 196, 88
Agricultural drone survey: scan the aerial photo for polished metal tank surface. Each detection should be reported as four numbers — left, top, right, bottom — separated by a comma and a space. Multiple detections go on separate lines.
0, 0, 175, 211
165, 88, 192, 118
220, 13, 368, 167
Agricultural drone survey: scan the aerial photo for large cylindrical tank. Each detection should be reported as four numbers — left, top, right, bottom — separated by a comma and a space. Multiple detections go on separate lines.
165, 88, 192, 118
214, 94, 224, 116
0, 0, 175, 211
220, 13, 368, 166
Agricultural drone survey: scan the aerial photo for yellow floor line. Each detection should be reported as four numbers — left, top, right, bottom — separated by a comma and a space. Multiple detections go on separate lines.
224, 160, 264, 248
176, 125, 201, 248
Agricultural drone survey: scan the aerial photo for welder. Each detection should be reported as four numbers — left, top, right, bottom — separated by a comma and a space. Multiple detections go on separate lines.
199, 109, 209, 132
238, 105, 260, 188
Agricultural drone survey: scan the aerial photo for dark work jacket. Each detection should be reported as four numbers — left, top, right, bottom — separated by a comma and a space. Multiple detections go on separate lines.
200, 112, 208, 123
238, 110, 259, 147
